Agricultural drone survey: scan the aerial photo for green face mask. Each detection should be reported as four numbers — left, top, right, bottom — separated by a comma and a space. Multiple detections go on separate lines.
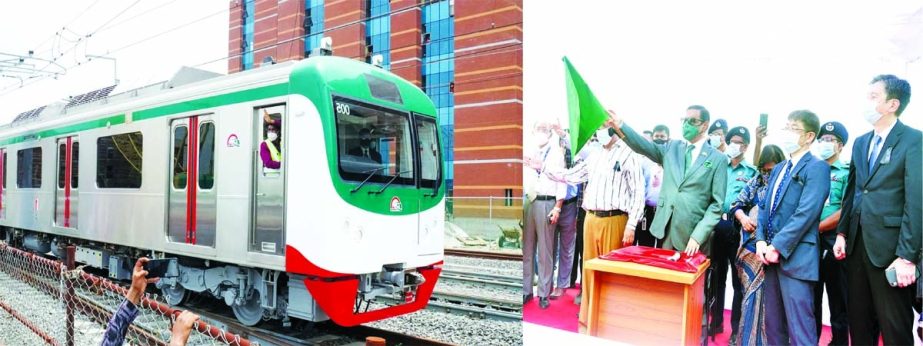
682, 122, 701, 141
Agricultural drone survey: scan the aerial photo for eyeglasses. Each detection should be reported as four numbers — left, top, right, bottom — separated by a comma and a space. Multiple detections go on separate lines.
817, 137, 840, 144
781, 125, 805, 133
683, 118, 705, 127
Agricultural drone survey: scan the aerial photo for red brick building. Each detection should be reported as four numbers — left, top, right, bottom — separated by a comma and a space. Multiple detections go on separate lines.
228, 0, 522, 217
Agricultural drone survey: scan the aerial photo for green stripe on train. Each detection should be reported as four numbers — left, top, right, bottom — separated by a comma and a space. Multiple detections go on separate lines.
0, 114, 126, 145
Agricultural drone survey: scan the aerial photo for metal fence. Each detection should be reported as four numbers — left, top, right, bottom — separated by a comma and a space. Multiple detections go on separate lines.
446, 196, 523, 222
0, 243, 251, 346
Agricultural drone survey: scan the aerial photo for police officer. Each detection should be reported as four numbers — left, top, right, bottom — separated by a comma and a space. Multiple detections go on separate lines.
709, 125, 758, 339
708, 119, 729, 152
811, 121, 850, 345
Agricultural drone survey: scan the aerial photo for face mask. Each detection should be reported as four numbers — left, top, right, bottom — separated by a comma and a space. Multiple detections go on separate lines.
653, 139, 667, 145
812, 141, 836, 160
682, 122, 701, 141
596, 128, 612, 145
863, 102, 882, 125
267, 132, 279, 141
536, 131, 551, 147
778, 130, 803, 154
725, 143, 742, 159
708, 134, 724, 148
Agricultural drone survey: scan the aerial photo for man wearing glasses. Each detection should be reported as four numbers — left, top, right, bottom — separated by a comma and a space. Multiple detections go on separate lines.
608, 105, 728, 257
811, 121, 850, 345
755, 110, 830, 346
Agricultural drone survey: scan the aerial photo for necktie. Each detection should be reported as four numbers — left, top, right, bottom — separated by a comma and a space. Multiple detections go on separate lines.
868, 135, 882, 174
768, 161, 793, 240
363, 148, 369, 158
685, 144, 695, 172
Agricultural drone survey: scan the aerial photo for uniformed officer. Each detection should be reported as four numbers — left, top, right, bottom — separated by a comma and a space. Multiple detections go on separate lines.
811, 121, 850, 345
709, 125, 758, 339
708, 118, 729, 152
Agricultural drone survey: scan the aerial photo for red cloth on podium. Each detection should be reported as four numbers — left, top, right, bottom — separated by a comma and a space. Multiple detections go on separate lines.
599, 245, 707, 273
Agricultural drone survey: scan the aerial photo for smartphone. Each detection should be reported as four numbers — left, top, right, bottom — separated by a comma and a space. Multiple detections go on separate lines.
886, 266, 921, 287
759, 113, 768, 130
143, 258, 179, 278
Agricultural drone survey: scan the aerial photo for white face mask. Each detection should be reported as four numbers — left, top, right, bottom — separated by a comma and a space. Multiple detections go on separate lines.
536, 131, 551, 147
724, 142, 742, 159
863, 102, 883, 125
596, 128, 612, 145
267, 132, 279, 141
778, 130, 803, 154
708, 134, 724, 148
812, 141, 836, 160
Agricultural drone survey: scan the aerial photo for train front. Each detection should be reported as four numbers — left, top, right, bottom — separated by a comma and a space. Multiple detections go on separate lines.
284, 56, 445, 326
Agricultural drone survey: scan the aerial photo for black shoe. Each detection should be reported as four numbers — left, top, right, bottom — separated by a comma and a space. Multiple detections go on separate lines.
523, 294, 533, 304
539, 297, 550, 309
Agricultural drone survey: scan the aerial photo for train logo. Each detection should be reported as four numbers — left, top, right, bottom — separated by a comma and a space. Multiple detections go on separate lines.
390, 196, 403, 212
226, 133, 240, 147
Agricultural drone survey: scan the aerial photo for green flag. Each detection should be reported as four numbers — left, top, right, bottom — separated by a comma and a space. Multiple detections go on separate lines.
563, 56, 609, 154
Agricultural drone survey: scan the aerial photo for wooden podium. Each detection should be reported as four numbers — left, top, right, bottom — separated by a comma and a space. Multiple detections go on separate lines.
583, 257, 710, 345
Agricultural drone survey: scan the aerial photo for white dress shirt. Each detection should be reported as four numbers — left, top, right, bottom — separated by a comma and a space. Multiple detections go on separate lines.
528, 144, 568, 201
770, 149, 809, 209
868, 119, 897, 161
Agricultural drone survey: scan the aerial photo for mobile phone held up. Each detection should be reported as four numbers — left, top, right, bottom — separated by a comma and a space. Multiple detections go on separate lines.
143, 258, 179, 279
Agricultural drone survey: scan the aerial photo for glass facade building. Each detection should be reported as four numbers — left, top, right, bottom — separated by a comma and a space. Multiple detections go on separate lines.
365, 0, 391, 69
241, 0, 255, 70
304, 0, 324, 56
422, 0, 455, 197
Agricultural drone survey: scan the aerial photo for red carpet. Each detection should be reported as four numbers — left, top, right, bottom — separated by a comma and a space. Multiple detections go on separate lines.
523, 286, 845, 345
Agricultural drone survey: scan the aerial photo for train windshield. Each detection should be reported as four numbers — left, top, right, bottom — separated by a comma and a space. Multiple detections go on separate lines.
334, 96, 415, 186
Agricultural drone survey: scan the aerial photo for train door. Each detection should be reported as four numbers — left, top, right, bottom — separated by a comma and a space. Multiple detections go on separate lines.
55, 137, 78, 228
415, 115, 443, 253
251, 105, 285, 256
0, 149, 5, 220
167, 115, 217, 247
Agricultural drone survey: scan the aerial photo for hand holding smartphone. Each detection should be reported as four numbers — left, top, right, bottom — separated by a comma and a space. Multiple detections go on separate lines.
143, 258, 179, 278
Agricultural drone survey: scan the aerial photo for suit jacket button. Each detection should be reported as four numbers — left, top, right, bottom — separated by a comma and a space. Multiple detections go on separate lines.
862, 189, 868, 194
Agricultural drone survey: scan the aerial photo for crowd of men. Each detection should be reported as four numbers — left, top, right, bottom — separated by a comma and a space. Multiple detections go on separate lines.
523, 74, 921, 345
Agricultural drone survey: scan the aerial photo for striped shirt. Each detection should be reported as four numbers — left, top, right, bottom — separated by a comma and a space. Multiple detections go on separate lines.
547, 141, 645, 226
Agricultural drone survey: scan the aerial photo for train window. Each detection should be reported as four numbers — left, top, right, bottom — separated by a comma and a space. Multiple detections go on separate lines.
198, 122, 215, 189
58, 144, 65, 189
416, 115, 441, 189
2, 151, 6, 188
334, 96, 414, 186
173, 126, 188, 189
365, 74, 403, 105
96, 132, 143, 188
72, 142, 79, 189
17, 147, 42, 188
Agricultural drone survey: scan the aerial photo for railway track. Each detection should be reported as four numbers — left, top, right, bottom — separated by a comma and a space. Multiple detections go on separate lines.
444, 249, 522, 261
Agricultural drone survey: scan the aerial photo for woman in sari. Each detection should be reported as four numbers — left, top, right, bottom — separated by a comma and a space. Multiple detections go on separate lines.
728, 144, 785, 346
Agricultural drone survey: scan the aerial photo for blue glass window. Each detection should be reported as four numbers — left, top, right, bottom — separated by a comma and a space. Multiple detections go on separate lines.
365, 0, 391, 69
422, 0, 455, 195
304, 0, 324, 56
242, 0, 255, 70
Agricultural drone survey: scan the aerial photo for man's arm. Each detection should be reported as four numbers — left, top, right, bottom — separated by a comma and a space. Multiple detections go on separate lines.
819, 210, 841, 233
624, 154, 646, 229
771, 161, 830, 259
836, 147, 858, 238
897, 134, 922, 262
689, 156, 728, 246
615, 123, 667, 165
545, 155, 590, 185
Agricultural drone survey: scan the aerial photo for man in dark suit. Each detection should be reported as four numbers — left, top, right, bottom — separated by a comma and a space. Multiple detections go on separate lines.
755, 110, 830, 346
833, 74, 922, 345
348, 128, 382, 163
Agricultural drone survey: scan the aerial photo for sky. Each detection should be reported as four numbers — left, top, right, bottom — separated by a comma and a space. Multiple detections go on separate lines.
0, 0, 229, 123
524, 0, 923, 162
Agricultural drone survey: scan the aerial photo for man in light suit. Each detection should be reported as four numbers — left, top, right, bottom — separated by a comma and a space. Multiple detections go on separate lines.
755, 110, 830, 346
610, 105, 728, 256
833, 74, 921, 345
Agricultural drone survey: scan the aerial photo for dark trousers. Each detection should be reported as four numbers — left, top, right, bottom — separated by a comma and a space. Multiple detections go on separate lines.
847, 231, 916, 346
634, 205, 658, 247
764, 265, 817, 346
570, 207, 586, 288
813, 239, 849, 346
709, 218, 743, 333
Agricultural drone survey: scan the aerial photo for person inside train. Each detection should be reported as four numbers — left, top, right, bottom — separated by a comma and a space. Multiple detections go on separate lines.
101, 257, 199, 346
349, 127, 382, 163
260, 124, 282, 170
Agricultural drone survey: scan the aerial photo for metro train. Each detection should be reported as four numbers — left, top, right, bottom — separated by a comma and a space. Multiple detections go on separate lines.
0, 56, 445, 327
